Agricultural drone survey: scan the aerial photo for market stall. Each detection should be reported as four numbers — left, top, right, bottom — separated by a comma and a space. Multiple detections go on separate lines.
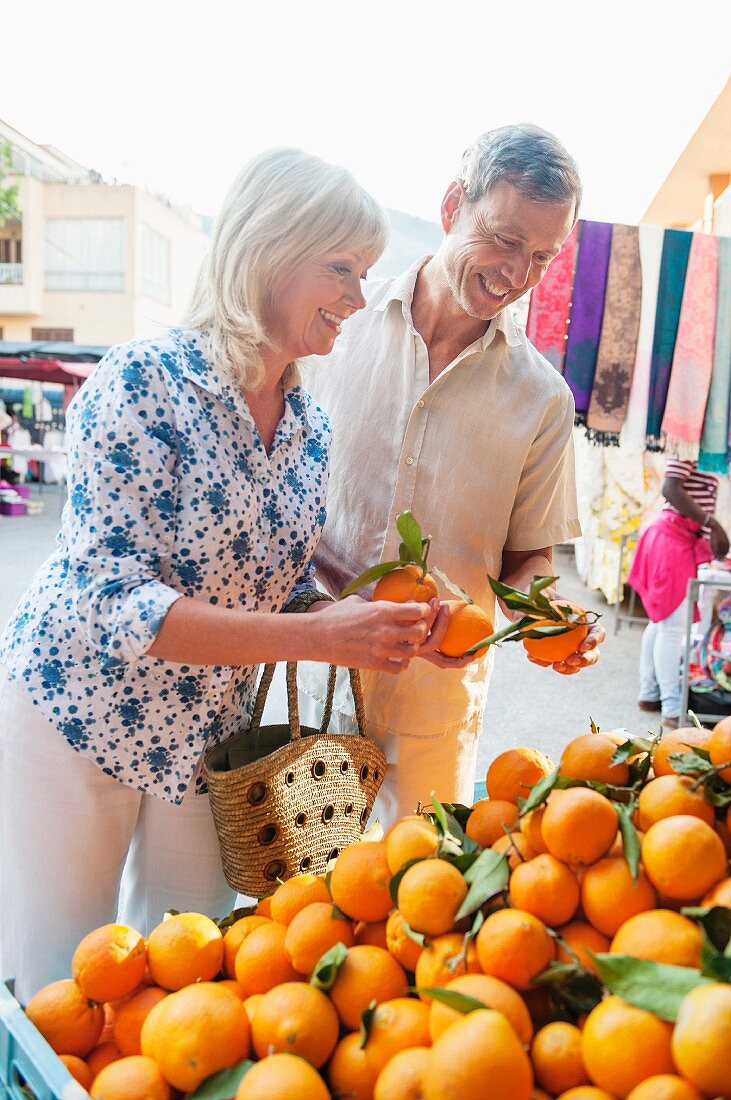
527, 221, 731, 604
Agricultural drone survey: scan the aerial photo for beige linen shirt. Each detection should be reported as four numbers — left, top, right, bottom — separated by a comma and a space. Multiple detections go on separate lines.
299, 258, 581, 740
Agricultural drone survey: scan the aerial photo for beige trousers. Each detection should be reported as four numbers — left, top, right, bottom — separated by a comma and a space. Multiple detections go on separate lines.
0, 668, 236, 1003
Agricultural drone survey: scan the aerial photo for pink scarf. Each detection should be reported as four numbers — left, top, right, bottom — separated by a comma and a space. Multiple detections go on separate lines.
661, 233, 719, 458
526, 223, 580, 371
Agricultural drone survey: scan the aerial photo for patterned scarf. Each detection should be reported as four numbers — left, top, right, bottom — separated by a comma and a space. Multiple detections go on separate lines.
586, 224, 642, 445
699, 237, 731, 473
661, 233, 719, 459
620, 225, 665, 451
563, 221, 613, 424
526, 223, 580, 371
645, 229, 693, 449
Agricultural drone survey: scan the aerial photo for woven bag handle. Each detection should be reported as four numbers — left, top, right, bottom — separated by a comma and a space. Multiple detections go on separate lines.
249, 662, 367, 740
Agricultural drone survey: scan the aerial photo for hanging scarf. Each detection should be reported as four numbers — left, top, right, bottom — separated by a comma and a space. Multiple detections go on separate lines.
563, 221, 613, 424
586, 224, 642, 445
699, 237, 731, 473
526, 222, 580, 372
645, 229, 693, 449
661, 233, 719, 459
620, 225, 665, 451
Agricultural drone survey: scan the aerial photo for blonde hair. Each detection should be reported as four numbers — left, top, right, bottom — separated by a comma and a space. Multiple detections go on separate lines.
184, 148, 389, 389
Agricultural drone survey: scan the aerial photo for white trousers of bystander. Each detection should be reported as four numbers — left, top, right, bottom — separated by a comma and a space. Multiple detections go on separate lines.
0, 667, 237, 1003
638, 602, 687, 720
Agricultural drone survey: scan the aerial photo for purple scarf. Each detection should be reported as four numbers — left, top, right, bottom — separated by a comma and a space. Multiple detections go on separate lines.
563, 221, 613, 424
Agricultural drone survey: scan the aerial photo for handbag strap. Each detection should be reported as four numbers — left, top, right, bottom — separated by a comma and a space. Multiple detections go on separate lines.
249, 662, 367, 740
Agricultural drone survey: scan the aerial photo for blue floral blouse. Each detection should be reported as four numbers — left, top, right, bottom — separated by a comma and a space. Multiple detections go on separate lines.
0, 328, 331, 802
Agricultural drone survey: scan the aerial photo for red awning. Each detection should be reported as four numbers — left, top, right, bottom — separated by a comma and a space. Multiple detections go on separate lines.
0, 357, 94, 385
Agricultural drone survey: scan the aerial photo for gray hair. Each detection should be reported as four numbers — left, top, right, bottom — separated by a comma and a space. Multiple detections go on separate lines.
185, 148, 388, 389
460, 124, 582, 215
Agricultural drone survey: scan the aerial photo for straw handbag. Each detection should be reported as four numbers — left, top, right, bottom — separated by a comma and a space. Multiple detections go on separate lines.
203, 662, 386, 896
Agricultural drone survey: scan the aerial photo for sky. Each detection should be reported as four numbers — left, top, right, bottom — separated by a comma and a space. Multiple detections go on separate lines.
4, 0, 730, 227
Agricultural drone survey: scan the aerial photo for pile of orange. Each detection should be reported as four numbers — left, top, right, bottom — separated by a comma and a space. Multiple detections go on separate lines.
22, 725, 731, 1099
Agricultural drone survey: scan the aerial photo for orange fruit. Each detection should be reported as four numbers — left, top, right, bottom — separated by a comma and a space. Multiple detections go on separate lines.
542, 788, 618, 865
255, 896, 273, 917
385, 815, 439, 872
25, 979, 104, 1057
522, 600, 589, 664
476, 909, 555, 990
86, 1042, 122, 1076
531, 1021, 589, 1094
250, 982, 339, 1067
330, 841, 393, 922
329, 945, 408, 1029
439, 600, 493, 658
637, 774, 715, 831
284, 901, 355, 975
559, 732, 630, 785
652, 726, 712, 777
235, 1051, 330, 1100
580, 857, 657, 937
641, 815, 727, 900
555, 1090, 618, 1099
397, 858, 467, 936
243, 993, 262, 1028
414, 933, 481, 1000
610, 909, 703, 968
555, 922, 610, 974
328, 1031, 381, 1100
492, 831, 538, 869
217, 978, 246, 999
355, 918, 389, 949
141, 981, 249, 1092
90, 1054, 170, 1099
234, 921, 301, 994
386, 909, 425, 971
112, 986, 168, 1056
465, 798, 520, 847
520, 806, 549, 853
269, 873, 331, 925
222, 915, 271, 978
373, 564, 438, 604
374, 1046, 431, 1100
486, 747, 554, 804
146, 912, 223, 990
367, 997, 431, 1070
671, 982, 731, 1097
71, 924, 147, 1003
702, 875, 731, 907
422, 1008, 533, 1100
626, 1076, 703, 1100
428, 973, 533, 1045
581, 995, 674, 1096
710, 714, 731, 782
59, 1054, 93, 1090
509, 853, 581, 926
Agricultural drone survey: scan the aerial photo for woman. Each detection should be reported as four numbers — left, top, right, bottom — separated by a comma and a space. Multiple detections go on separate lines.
0, 149, 433, 1001
629, 458, 730, 728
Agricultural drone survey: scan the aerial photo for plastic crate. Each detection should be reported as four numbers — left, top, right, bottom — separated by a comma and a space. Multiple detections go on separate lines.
0, 980, 87, 1099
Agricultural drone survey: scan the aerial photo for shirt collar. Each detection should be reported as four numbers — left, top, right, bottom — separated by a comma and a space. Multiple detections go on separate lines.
373, 256, 522, 350
171, 328, 314, 431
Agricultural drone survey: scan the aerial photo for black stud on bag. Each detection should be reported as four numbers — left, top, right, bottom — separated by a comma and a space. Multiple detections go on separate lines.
203, 662, 386, 896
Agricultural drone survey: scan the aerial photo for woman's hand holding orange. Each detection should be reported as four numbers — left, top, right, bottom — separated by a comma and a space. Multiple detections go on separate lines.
312, 596, 435, 673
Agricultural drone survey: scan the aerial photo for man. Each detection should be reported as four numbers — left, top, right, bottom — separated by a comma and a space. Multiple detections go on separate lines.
298, 124, 604, 822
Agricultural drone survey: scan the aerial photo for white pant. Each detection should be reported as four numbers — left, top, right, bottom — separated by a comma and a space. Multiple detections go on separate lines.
261, 667, 481, 829
0, 669, 236, 1002
639, 602, 686, 718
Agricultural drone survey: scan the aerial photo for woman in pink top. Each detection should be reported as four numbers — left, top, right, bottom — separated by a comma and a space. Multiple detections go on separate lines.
628, 459, 729, 727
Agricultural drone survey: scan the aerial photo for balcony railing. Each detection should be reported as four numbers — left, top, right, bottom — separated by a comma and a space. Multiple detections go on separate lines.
0, 263, 22, 285
45, 271, 124, 292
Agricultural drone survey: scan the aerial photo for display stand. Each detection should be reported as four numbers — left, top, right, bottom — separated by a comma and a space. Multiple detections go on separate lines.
613, 532, 647, 633
679, 572, 731, 726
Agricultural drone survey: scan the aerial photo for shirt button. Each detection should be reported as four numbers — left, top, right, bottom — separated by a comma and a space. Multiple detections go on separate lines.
417, 399, 425, 409
258, 473, 268, 484
405, 456, 414, 466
